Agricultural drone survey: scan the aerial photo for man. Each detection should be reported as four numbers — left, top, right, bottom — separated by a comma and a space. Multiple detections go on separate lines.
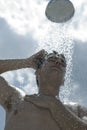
0, 49, 87, 130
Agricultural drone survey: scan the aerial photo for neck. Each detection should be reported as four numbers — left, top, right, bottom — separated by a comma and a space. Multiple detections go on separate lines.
38, 85, 60, 97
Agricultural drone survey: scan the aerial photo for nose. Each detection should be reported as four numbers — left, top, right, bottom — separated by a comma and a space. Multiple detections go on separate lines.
55, 59, 61, 65
55, 58, 65, 66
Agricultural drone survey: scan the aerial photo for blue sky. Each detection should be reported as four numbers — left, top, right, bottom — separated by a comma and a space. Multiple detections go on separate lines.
0, 0, 87, 130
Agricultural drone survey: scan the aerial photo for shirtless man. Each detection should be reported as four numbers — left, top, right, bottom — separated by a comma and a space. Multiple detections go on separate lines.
0, 49, 87, 130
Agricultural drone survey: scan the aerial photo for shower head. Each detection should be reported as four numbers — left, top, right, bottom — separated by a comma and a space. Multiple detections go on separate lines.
45, 0, 75, 23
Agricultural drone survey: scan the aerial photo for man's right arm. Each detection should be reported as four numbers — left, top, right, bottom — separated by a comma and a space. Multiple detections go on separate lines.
0, 50, 47, 74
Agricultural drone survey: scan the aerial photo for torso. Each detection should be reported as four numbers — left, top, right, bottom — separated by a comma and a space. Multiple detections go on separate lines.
5, 100, 60, 130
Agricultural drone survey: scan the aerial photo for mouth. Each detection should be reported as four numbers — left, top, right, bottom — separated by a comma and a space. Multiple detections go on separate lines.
51, 65, 62, 72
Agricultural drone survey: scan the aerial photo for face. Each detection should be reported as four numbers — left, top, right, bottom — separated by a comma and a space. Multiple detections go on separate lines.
36, 52, 66, 88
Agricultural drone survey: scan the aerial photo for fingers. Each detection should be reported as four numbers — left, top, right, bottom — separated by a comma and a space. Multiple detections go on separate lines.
26, 49, 48, 69
34, 49, 48, 59
31, 49, 48, 69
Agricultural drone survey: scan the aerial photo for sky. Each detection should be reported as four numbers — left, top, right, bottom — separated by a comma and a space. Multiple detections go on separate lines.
0, 0, 87, 130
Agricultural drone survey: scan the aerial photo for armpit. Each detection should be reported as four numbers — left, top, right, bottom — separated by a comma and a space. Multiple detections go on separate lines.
4, 88, 23, 112
0, 76, 23, 111
4, 95, 13, 111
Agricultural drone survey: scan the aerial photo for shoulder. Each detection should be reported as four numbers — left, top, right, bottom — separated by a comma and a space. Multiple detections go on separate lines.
64, 102, 79, 115
64, 102, 87, 123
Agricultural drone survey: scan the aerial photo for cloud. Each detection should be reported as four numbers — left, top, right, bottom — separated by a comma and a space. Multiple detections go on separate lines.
0, 18, 38, 59
68, 0, 87, 42
1, 0, 87, 43
2, 68, 38, 95
0, 0, 49, 40
0, 17, 39, 96
68, 40, 87, 106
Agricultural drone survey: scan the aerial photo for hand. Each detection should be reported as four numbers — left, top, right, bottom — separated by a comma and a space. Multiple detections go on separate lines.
27, 49, 48, 69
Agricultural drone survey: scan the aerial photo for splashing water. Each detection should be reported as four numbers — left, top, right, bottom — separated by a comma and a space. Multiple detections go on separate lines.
37, 23, 74, 103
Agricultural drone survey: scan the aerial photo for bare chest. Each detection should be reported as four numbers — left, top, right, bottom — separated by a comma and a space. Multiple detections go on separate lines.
5, 100, 60, 130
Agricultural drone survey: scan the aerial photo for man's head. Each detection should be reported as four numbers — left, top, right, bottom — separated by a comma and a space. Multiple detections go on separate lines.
35, 51, 67, 96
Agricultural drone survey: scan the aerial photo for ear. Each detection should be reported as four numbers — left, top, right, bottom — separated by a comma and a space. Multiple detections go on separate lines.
35, 69, 40, 76
35, 69, 41, 87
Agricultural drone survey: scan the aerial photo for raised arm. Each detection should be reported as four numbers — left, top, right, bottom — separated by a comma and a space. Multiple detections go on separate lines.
0, 49, 47, 74
0, 59, 29, 74
0, 50, 47, 111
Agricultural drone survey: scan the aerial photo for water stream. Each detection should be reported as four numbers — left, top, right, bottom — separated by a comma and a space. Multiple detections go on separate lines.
37, 23, 74, 102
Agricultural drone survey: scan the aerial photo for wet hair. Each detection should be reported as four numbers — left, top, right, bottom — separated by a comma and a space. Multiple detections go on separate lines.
37, 50, 66, 69
36, 51, 67, 86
